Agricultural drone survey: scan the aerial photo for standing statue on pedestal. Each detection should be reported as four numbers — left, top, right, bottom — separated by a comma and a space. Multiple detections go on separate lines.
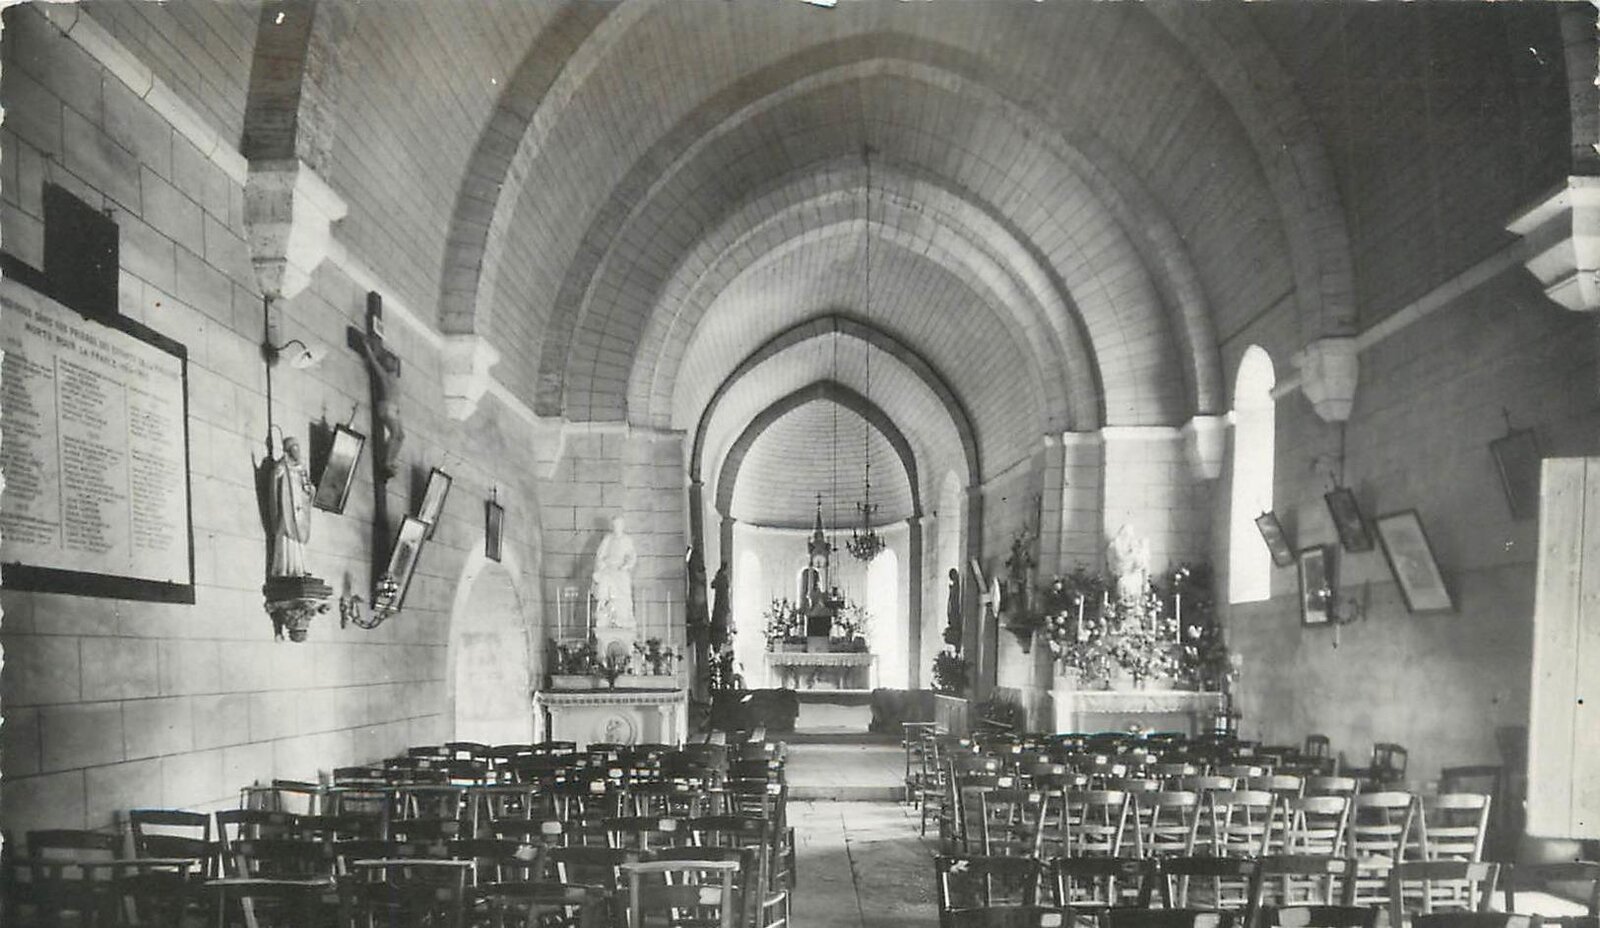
269, 437, 314, 577
710, 561, 730, 651
1108, 524, 1152, 602
592, 516, 638, 630
944, 567, 963, 651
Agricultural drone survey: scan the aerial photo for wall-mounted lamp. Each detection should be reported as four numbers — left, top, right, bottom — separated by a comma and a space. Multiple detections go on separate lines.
263, 318, 326, 370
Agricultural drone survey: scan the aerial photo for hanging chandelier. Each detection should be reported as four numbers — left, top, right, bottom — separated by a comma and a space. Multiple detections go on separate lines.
848, 143, 885, 563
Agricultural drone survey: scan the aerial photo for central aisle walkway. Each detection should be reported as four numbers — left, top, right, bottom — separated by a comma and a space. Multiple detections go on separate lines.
782, 739, 938, 925
790, 800, 939, 927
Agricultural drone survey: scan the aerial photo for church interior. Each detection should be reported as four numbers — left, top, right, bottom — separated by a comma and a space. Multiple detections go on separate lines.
1, 0, 1597, 924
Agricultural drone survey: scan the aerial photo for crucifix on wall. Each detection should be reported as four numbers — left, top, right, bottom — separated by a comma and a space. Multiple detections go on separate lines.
348, 292, 404, 482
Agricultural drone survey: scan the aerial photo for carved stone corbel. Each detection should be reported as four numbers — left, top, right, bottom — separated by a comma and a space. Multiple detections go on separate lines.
1294, 337, 1360, 423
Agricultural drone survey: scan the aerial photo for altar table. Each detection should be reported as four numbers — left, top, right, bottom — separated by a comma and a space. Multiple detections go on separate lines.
533, 688, 688, 747
1051, 688, 1225, 736
765, 652, 877, 690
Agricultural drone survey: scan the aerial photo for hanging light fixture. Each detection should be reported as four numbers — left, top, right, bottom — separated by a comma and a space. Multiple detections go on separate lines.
848, 144, 884, 563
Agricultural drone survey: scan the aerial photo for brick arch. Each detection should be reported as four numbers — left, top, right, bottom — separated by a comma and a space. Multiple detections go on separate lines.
690, 314, 980, 489
714, 381, 922, 521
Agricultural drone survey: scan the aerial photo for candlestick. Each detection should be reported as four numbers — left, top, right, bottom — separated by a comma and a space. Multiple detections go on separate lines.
1174, 593, 1182, 637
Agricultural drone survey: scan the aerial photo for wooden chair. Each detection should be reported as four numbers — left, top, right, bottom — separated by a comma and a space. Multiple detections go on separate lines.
215, 810, 298, 876
1052, 854, 1155, 914
1248, 775, 1306, 801
1348, 791, 1418, 905
1062, 789, 1134, 858
22, 829, 123, 928
1419, 793, 1492, 861
1303, 736, 1331, 760
338, 857, 470, 928
1134, 791, 1201, 858
972, 788, 1050, 857
1501, 861, 1600, 926
547, 845, 639, 894
210, 836, 336, 928
1276, 795, 1349, 857
946, 905, 1075, 927
1200, 789, 1278, 858
1387, 859, 1500, 924
603, 816, 693, 852
469, 879, 608, 928
620, 858, 742, 928
125, 809, 215, 925
936, 855, 1045, 927
1253, 854, 1362, 917
1137, 855, 1263, 928
1305, 777, 1359, 799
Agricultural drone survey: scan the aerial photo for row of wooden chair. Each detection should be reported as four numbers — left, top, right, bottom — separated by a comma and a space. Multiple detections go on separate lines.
936, 854, 1600, 928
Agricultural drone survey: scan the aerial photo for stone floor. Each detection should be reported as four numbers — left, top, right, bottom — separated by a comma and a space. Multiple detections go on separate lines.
789, 799, 939, 927
785, 740, 905, 801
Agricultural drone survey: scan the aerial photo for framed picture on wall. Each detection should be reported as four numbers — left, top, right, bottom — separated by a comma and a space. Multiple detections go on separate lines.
313, 424, 366, 514
1489, 427, 1542, 521
417, 467, 452, 538
1375, 509, 1454, 612
485, 494, 504, 562
1255, 511, 1295, 567
379, 516, 429, 612
1324, 487, 1375, 552
1297, 545, 1335, 626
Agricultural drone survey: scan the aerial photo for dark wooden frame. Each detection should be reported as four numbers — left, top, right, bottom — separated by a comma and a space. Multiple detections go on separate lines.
417, 467, 452, 538
1297, 545, 1335, 626
381, 516, 428, 612
1489, 427, 1542, 521
0, 275, 196, 604
485, 497, 504, 562
1324, 486, 1375, 552
313, 423, 365, 514
1375, 509, 1454, 613
1255, 511, 1295, 567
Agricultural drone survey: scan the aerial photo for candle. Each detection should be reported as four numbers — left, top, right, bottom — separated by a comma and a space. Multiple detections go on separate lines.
1174, 593, 1182, 635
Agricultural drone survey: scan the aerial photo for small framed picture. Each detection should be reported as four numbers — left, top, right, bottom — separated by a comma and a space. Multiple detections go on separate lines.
1255, 511, 1295, 568
378, 516, 428, 612
485, 495, 504, 562
1324, 487, 1375, 552
313, 424, 366, 514
1375, 510, 1453, 613
1297, 545, 1335, 626
417, 467, 452, 538
1489, 428, 1542, 521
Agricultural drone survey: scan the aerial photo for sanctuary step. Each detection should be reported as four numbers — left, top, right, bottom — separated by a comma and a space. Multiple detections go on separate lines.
784, 740, 906, 801
794, 691, 873, 735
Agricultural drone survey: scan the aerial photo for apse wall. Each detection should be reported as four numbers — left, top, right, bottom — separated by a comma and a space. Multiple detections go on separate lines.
0, 4, 546, 836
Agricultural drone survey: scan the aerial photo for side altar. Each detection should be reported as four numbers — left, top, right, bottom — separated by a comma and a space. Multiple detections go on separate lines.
534, 688, 688, 747
1051, 687, 1224, 736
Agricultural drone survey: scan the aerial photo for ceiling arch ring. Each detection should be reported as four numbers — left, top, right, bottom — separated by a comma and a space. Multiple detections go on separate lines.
714, 380, 923, 522
556, 58, 1194, 427
691, 313, 980, 489
527, 29, 1224, 418
1142, 2, 1357, 339
649, 181, 1087, 437
633, 157, 1100, 435
435, 0, 651, 337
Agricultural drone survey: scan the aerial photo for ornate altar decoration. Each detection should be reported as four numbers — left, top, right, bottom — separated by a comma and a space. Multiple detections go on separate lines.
1037, 526, 1233, 734
763, 503, 876, 688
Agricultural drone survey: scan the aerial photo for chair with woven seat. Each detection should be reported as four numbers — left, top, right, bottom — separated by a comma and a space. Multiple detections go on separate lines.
1252, 854, 1368, 923
470, 879, 609, 928
1275, 795, 1349, 859
19, 829, 123, 928
338, 857, 471, 928
211, 836, 337, 928
1134, 790, 1201, 859
1348, 791, 1418, 906
1387, 859, 1500, 925
936, 855, 1046, 928
1200, 789, 1278, 859
1130, 856, 1263, 928
619, 858, 742, 928
1419, 793, 1492, 862
123, 809, 215, 925
1061, 789, 1134, 858
1052, 854, 1155, 915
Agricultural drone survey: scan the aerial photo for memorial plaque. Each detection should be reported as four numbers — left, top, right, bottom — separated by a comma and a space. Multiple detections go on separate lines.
1, 279, 194, 602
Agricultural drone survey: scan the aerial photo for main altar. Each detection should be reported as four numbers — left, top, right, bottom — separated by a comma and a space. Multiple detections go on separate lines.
762, 504, 876, 690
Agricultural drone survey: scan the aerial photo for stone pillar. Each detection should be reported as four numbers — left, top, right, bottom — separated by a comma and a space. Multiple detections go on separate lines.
907, 516, 923, 690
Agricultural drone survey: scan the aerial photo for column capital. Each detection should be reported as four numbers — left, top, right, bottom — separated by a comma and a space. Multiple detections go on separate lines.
1507, 175, 1600, 312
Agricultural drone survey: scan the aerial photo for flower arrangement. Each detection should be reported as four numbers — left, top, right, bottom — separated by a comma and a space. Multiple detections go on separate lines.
631, 637, 679, 676
596, 652, 628, 688
932, 650, 969, 695
833, 602, 871, 642
762, 598, 805, 651
1040, 563, 1198, 687
551, 637, 597, 675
